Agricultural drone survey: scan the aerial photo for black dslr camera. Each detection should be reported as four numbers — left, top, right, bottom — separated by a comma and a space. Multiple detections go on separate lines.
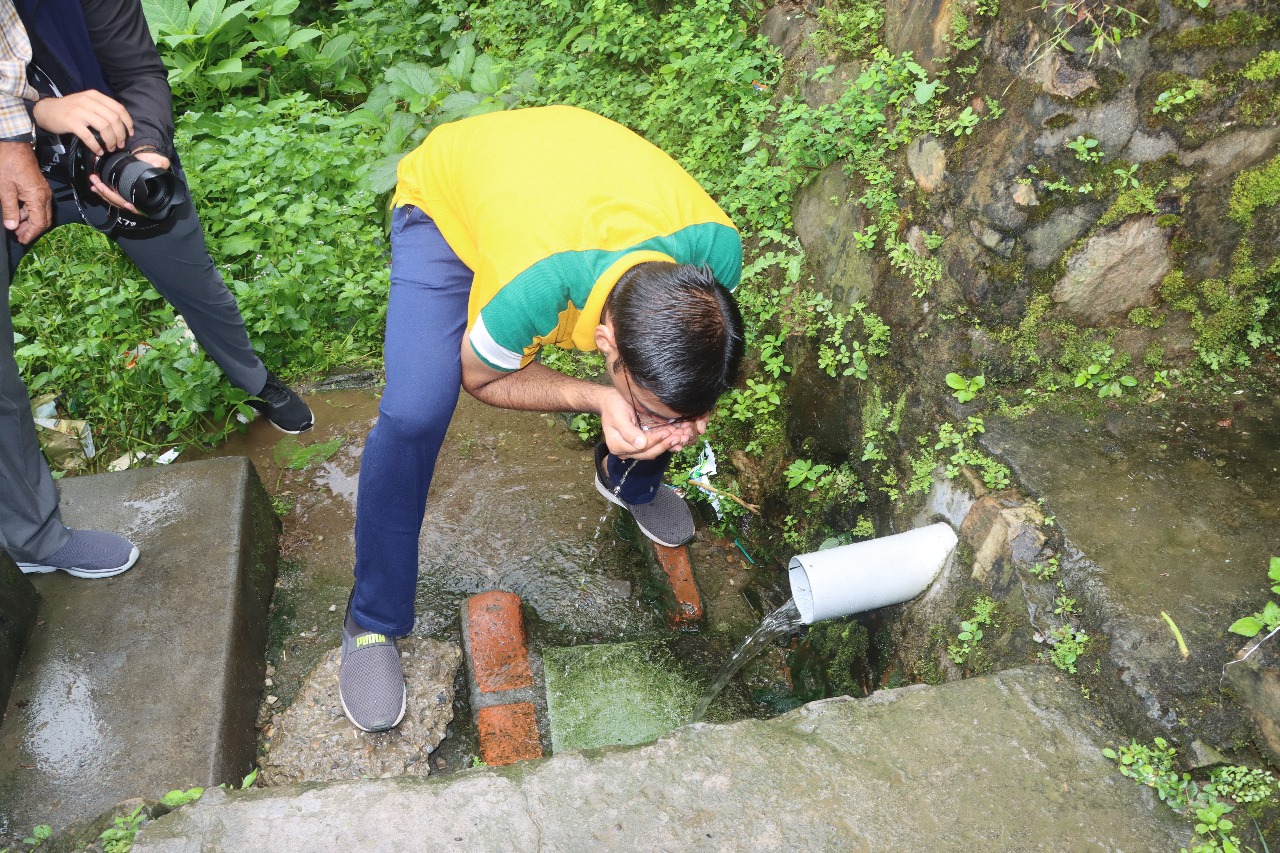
37, 129, 187, 233
75, 139, 184, 221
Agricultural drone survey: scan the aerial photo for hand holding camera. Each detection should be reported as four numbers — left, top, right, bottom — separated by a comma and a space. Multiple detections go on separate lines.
32, 90, 183, 223
32, 89, 133, 155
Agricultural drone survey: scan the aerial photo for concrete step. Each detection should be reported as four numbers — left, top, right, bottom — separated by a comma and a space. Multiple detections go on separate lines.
0, 554, 40, 716
131, 668, 1189, 852
0, 457, 278, 842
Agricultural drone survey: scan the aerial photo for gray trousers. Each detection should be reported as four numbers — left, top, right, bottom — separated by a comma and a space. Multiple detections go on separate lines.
1, 174, 268, 561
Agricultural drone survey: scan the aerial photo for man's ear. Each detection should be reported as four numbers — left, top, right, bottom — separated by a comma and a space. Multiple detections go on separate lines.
595, 321, 617, 356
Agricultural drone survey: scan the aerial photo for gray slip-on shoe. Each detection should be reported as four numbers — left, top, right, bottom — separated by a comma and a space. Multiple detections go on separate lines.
338, 607, 407, 732
17, 528, 139, 579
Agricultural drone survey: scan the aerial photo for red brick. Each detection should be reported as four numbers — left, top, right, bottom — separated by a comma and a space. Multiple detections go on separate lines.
652, 543, 703, 628
466, 591, 534, 693
477, 703, 543, 766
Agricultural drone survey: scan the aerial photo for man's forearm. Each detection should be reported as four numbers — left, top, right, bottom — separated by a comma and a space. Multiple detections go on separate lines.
465, 360, 610, 415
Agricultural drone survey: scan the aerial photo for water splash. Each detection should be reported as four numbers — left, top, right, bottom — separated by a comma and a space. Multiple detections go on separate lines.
691, 599, 805, 723
591, 452, 637, 542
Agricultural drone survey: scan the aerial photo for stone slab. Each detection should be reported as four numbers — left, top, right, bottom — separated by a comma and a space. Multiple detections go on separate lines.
981, 401, 1280, 748
133, 669, 1190, 852
543, 641, 699, 753
0, 457, 278, 842
0, 552, 40, 718
259, 638, 461, 785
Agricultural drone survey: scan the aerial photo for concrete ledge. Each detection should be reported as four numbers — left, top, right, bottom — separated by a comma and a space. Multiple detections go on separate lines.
0, 552, 40, 718
0, 457, 279, 840
132, 669, 1191, 852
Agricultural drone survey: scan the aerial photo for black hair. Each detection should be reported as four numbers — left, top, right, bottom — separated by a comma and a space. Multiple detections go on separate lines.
605, 261, 745, 415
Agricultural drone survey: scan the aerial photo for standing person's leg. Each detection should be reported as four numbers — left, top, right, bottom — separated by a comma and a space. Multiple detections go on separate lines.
339, 205, 472, 732
107, 173, 312, 433
1, 209, 137, 577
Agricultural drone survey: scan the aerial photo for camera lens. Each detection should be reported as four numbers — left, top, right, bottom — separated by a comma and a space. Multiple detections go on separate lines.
96, 150, 181, 220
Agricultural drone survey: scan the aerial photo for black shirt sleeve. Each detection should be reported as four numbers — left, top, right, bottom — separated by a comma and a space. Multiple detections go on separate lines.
80, 0, 174, 158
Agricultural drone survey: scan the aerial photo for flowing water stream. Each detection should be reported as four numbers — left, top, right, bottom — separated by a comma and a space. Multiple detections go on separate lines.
691, 598, 805, 722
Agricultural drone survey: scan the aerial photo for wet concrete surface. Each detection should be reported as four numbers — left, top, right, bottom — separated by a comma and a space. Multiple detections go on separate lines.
133, 668, 1192, 853
981, 394, 1280, 746
192, 384, 792, 776
0, 458, 277, 843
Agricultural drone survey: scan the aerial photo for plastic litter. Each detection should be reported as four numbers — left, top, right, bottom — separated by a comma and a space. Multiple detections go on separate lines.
30, 393, 96, 470
687, 441, 721, 517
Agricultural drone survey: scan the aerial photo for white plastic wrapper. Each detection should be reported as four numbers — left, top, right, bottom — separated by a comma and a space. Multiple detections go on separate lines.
687, 440, 722, 518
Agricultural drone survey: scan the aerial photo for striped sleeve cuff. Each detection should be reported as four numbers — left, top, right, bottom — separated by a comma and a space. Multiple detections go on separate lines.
469, 314, 523, 372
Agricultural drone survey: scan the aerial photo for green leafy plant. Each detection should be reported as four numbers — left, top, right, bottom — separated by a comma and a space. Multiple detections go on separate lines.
945, 372, 985, 403
142, 0, 320, 105
1153, 86, 1199, 116
359, 32, 527, 193
945, 105, 980, 136
947, 596, 997, 665
1044, 624, 1088, 672
785, 458, 832, 491
100, 805, 147, 853
1066, 135, 1102, 162
1073, 348, 1138, 398
1228, 556, 1280, 638
21, 825, 51, 848
273, 436, 344, 470
1112, 163, 1140, 188
1211, 765, 1278, 807
1101, 740, 1277, 852
160, 787, 205, 808
1030, 556, 1061, 580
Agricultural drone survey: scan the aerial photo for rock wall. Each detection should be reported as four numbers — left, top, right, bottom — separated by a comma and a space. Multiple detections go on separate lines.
764, 0, 1280, 765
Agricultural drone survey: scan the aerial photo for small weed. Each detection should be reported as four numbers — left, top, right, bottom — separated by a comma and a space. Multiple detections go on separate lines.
270, 495, 295, 517
100, 806, 147, 853
1153, 86, 1199, 115
21, 826, 51, 848
785, 458, 832, 491
273, 436, 344, 471
1112, 163, 1140, 188
1228, 556, 1280, 639
1054, 590, 1078, 616
945, 372, 985, 403
1066, 135, 1102, 163
1033, 0, 1147, 64
1031, 556, 1060, 580
947, 596, 998, 666
1102, 739, 1279, 852
1074, 348, 1138, 398
945, 105, 980, 136
1044, 624, 1089, 672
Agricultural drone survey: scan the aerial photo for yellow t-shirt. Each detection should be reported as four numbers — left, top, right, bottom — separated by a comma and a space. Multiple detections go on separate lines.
393, 105, 742, 370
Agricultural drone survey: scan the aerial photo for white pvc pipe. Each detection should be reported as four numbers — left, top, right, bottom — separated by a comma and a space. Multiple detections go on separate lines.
788, 522, 959, 624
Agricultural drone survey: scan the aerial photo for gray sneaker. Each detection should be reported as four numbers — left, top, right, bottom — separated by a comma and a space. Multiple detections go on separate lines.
16, 528, 139, 578
338, 606, 406, 732
593, 445, 695, 547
